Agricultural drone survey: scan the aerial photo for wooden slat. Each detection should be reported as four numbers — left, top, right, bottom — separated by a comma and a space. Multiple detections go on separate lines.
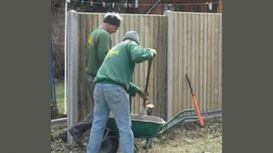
203, 13, 208, 112
182, 13, 188, 113
211, 14, 216, 110
196, 13, 202, 111
218, 14, 223, 109
173, 13, 178, 114
199, 13, 205, 112
207, 14, 212, 111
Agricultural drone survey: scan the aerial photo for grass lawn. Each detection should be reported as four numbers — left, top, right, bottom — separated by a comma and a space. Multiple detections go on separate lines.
55, 80, 64, 114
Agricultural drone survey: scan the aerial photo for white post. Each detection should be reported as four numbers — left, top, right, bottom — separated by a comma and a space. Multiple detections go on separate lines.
64, 0, 70, 114
165, 10, 174, 120
66, 9, 79, 144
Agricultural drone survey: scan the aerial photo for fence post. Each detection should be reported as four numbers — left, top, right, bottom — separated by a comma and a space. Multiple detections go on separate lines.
66, 10, 79, 144
165, 10, 174, 120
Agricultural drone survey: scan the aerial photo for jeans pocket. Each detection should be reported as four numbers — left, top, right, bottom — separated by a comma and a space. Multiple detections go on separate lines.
105, 85, 125, 104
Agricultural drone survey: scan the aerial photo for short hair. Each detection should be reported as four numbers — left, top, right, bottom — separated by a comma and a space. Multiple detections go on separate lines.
103, 12, 122, 27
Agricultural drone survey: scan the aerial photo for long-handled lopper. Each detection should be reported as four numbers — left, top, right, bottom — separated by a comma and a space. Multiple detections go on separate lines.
185, 74, 205, 126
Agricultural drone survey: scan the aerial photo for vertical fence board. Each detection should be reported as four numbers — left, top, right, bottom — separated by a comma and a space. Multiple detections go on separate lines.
217, 15, 221, 110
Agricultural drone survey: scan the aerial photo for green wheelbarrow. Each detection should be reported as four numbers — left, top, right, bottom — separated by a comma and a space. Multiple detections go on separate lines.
99, 109, 199, 153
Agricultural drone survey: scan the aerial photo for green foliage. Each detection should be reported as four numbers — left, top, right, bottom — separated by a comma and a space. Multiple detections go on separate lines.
56, 80, 64, 114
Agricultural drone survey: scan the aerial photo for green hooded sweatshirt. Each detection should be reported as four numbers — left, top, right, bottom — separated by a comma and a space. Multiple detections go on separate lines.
85, 27, 111, 76
94, 39, 154, 96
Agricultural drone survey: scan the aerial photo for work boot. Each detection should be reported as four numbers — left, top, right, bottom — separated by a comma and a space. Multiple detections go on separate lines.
68, 127, 83, 145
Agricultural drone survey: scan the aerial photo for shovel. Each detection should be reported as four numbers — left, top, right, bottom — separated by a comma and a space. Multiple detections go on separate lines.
140, 58, 154, 115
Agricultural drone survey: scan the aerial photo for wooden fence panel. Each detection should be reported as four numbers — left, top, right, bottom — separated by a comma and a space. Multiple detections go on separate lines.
76, 13, 168, 118
166, 12, 222, 118
66, 11, 222, 122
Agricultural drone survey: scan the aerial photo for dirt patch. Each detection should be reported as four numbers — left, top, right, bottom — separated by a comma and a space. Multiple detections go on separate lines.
51, 117, 222, 153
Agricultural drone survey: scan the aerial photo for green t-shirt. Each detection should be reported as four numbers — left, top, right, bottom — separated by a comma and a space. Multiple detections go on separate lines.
95, 39, 154, 95
85, 27, 111, 76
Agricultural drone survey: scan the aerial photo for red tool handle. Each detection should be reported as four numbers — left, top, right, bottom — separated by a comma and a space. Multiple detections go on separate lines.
192, 94, 204, 126
185, 74, 205, 126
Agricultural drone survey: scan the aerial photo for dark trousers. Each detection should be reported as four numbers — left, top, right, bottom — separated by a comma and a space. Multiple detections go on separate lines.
71, 74, 95, 133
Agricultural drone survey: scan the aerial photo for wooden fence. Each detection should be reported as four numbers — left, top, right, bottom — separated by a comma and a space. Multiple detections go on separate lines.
66, 11, 222, 139
166, 11, 222, 119
75, 12, 168, 119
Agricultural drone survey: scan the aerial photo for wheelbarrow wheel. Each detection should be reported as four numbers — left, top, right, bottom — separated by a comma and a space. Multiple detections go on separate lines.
99, 136, 119, 153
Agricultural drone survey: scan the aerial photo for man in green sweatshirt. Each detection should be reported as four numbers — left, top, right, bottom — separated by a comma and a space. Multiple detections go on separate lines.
86, 31, 156, 153
69, 12, 122, 144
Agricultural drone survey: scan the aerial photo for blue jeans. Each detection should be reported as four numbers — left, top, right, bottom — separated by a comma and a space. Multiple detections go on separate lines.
87, 83, 134, 153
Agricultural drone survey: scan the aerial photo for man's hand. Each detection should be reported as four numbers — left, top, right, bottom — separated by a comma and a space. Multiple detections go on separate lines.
149, 48, 157, 57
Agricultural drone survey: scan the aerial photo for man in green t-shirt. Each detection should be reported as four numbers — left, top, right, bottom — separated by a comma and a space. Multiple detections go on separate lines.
87, 31, 156, 153
69, 12, 122, 144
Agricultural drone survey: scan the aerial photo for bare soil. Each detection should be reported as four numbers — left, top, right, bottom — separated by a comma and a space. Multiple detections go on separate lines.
51, 117, 222, 153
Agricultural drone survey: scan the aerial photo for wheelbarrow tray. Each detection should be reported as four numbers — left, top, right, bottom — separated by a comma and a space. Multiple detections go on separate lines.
106, 114, 166, 138
106, 109, 198, 139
